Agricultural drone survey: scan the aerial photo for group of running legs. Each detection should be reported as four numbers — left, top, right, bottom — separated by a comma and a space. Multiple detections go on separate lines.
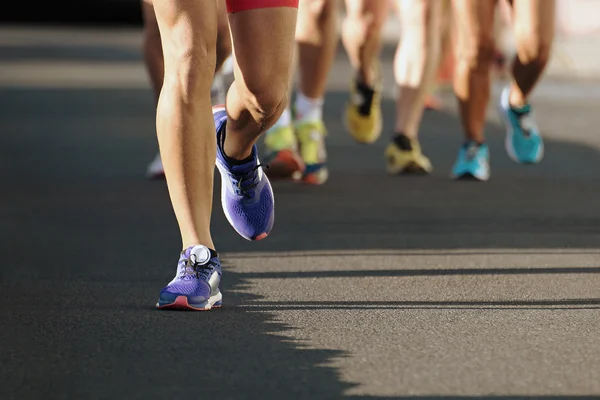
141, 0, 555, 310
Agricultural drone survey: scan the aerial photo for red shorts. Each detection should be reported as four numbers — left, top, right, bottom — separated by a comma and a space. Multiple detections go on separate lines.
226, 0, 299, 13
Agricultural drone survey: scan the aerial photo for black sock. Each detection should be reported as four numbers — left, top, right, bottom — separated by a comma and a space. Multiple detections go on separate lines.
355, 78, 375, 117
218, 120, 254, 165
392, 133, 413, 151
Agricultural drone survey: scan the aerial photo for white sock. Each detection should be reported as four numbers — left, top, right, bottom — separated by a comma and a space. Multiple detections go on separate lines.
294, 92, 323, 123
268, 107, 292, 133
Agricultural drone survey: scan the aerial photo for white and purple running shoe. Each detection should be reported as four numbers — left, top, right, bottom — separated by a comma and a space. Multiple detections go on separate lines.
213, 106, 275, 241
156, 245, 222, 311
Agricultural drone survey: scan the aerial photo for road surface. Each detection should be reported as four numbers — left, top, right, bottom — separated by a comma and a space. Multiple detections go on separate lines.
1, 27, 600, 400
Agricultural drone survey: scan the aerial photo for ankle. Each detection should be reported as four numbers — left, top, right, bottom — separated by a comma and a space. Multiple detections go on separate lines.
294, 92, 323, 122
508, 89, 528, 110
392, 133, 413, 151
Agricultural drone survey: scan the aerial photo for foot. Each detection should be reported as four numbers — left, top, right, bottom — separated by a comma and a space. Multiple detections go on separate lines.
385, 134, 432, 175
156, 245, 222, 311
344, 65, 382, 144
499, 86, 544, 164
451, 141, 490, 181
424, 94, 444, 111
296, 120, 328, 185
214, 106, 275, 241
263, 124, 305, 181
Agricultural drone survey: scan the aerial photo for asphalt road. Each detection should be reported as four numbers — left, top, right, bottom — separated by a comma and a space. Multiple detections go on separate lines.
1, 27, 600, 400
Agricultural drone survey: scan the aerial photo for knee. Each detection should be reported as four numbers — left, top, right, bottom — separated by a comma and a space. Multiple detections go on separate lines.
164, 35, 216, 101
240, 79, 289, 127
320, 0, 339, 18
456, 36, 496, 73
514, 29, 552, 66
303, 0, 338, 20
296, 0, 339, 42
343, 8, 385, 43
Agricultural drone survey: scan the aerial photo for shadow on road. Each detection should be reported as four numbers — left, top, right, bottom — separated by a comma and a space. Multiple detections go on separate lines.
348, 397, 600, 399
238, 299, 600, 311
2, 76, 600, 398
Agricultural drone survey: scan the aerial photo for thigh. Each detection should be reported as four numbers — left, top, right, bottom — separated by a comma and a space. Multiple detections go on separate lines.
296, 0, 340, 41
511, 0, 555, 43
344, 0, 390, 25
396, 0, 427, 37
297, 0, 340, 28
439, 0, 453, 34
298, 0, 340, 17
452, 0, 497, 53
228, 6, 298, 92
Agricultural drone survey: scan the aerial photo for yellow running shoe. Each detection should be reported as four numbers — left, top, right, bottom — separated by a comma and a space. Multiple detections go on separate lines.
384, 134, 433, 175
296, 120, 328, 185
263, 124, 305, 180
344, 72, 382, 144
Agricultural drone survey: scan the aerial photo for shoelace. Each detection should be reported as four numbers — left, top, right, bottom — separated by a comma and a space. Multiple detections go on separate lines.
517, 112, 537, 138
216, 122, 268, 197
510, 105, 535, 138
465, 143, 480, 161
179, 253, 215, 280
230, 163, 268, 197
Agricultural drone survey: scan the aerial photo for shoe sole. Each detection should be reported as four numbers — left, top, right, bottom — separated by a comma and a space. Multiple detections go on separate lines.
266, 149, 305, 181
302, 168, 329, 185
388, 161, 432, 176
157, 292, 223, 311
452, 172, 489, 182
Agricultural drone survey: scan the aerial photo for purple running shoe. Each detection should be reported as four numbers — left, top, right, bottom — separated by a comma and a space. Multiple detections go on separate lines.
213, 106, 275, 241
157, 245, 222, 311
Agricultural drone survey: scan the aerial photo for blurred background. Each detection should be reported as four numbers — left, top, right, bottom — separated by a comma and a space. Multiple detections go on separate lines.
1, 1, 144, 25
3, 0, 600, 78
3, 1, 600, 399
